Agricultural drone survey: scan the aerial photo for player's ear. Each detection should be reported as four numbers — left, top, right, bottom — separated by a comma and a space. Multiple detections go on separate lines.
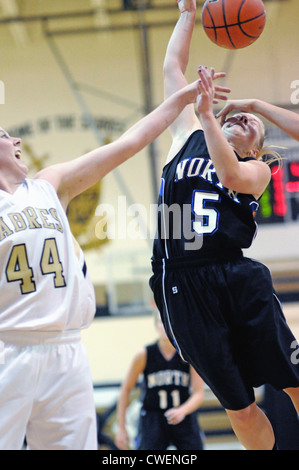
249, 148, 259, 159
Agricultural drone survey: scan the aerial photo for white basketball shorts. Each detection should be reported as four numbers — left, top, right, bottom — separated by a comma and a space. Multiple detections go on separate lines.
0, 330, 97, 450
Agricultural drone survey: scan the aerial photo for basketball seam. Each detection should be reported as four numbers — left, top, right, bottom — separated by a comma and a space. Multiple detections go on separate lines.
205, 4, 217, 44
222, 0, 236, 49
202, 12, 266, 30
204, 12, 265, 38
238, 0, 265, 39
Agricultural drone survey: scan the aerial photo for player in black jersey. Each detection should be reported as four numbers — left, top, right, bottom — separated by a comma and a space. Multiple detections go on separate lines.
150, 0, 299, 451
115, 313, 204, 450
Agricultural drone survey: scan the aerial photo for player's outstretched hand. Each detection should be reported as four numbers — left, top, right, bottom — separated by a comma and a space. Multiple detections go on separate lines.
210, 68, 231, 104
177, 0, 197, 13
196, 66, 216, 116
216, 99, 255, 125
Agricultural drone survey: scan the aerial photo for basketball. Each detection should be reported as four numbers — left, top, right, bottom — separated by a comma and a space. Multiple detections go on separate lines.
201, 0, 266, 49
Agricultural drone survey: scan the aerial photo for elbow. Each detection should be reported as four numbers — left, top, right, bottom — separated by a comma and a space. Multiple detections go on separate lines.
218, 170, 239, 190
163, 60, 176, 80
197, 390, 205, 408
163, 58, 186, 81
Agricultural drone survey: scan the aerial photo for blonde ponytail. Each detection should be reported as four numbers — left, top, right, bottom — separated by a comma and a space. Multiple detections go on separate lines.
256, 145, 285, 170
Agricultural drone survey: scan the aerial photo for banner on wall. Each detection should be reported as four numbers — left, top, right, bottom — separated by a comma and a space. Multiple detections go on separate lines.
7, 113, 126, 251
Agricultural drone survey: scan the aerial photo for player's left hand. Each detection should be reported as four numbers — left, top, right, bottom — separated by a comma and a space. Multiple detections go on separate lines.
196, 66, 215, 115
164, 407, 186, 425
211, 68, 231, 104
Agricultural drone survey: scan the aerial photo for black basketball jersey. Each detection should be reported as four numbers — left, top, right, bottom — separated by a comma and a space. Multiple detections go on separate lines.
153, 130, 259, 260
140, 342, 191, 411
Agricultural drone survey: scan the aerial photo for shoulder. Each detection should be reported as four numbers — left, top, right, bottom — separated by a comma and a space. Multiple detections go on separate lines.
132, 347, 147, 368
146, 342, 157, 351
242, 158, 272, 181
26, 177, 58, 197
238, 158, 272, 200
33, 168, 69, 211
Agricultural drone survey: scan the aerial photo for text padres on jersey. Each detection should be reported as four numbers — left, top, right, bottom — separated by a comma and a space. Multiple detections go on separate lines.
0, 206, 63, 241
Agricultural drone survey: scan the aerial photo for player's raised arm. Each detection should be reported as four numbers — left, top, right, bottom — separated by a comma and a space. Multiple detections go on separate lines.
163, 0, 200, 141
34, 79, 201, 210
163, 0, 230, 162
197, 68, 271, 199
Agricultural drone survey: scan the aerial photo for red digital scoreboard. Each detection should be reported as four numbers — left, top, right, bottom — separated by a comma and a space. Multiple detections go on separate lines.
256, 161, 299, 224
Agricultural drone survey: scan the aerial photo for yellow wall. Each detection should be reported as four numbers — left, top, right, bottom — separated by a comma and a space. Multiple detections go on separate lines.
81, 314, 157, 384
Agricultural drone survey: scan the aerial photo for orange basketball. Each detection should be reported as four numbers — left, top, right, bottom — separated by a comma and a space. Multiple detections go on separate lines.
201, 0, 266, 49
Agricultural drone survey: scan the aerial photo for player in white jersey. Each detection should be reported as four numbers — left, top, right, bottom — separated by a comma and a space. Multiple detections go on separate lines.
0, 77, 230, 450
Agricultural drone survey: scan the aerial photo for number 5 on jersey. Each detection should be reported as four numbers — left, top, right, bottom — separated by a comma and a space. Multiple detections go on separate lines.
192, 190, 220, 235
5, 238, 66, 295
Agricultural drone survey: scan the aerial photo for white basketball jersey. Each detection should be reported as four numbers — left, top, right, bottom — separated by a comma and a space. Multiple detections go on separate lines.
0, 178, 96, 332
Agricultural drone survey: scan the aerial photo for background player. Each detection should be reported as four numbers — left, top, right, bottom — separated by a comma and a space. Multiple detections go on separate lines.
115, 312, 205, 450
149, 0, 299, 450
0, 75, 231, 450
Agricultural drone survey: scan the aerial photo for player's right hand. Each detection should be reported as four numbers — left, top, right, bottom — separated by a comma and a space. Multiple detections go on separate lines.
215, 99, 255, 125
177, 0, 196, 13
115, 428, 130, 450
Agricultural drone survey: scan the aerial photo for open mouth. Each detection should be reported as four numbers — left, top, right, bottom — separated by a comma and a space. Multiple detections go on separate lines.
230, 121, 246, 130
15, 150, 22, 159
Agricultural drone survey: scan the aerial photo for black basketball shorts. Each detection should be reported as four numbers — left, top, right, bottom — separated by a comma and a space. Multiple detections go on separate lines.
135, 409, 204, 450
150, 255, 299, 411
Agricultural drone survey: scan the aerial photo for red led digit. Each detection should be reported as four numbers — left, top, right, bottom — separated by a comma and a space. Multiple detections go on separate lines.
271, 166, 287, 217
